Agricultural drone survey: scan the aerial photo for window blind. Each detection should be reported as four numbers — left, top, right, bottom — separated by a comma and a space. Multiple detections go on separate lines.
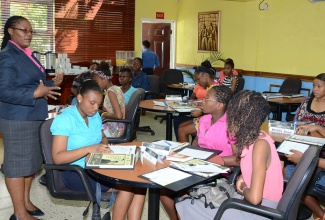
0, 0, 54, 53
54, 0, 135, 66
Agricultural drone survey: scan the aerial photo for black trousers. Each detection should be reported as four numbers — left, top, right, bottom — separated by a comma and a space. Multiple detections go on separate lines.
142, 68, 154, 75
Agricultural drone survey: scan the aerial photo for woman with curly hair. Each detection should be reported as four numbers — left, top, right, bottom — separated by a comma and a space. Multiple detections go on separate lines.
176, 90, 283, 219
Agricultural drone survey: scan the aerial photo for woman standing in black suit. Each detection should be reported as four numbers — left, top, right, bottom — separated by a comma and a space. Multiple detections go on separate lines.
0, 16, 62, 220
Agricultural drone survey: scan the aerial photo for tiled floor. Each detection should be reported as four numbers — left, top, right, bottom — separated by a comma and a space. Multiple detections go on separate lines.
0, 112, 172, 220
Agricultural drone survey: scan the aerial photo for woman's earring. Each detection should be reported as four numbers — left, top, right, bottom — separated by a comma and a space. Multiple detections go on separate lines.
78, 100, 81, 103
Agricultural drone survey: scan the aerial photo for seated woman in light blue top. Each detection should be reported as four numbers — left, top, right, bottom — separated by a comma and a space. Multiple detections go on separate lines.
51, 80, 146, 220
119, 67, 138, 105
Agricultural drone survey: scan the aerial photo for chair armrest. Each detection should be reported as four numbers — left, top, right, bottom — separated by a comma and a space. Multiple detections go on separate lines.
102, 118, 132, 124
269, 84, 280, 92
215, 198, 285, 220
43, 164, 97, 202
227, 166, 241, 185
44, 164, 84, 173
301, 88, 310, 97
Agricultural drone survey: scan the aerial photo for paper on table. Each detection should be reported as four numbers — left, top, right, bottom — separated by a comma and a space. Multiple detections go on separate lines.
172, 163, 228, 173
178, 148, 214, 160
152, 140, 188, 150
153, 101, 168, 107
109, 145, 136, 154
142, 167, 191, 186
277, 140, 309, 154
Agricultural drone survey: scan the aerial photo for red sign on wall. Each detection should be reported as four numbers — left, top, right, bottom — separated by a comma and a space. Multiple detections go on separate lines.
156, 12, 164, 19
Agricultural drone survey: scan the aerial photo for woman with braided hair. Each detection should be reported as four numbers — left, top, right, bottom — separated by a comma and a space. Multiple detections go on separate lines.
92, 61, 126, 138
176, 90, 283, 219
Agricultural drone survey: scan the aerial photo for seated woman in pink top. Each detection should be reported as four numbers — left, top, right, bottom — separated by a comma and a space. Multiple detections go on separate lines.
176, 90, 284, 220
160, 85, 233, 220
192, 85, 233, 156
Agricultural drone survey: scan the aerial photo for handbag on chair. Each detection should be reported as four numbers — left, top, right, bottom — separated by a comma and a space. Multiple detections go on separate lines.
184, 178, 235, 209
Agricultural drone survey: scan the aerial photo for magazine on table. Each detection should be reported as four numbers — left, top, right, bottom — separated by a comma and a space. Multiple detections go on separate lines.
170, 158, 230, 178
86, 145, 140, 169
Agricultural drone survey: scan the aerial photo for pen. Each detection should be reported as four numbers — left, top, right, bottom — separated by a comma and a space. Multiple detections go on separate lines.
164, 140, 172, 146
57, 106, 62, 113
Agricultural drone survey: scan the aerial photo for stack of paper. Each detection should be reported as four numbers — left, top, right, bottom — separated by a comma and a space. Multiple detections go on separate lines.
268, 120, 294, 135
142, 142, 171, 156
262, 93, 283, 99
282, 94, 304, 98
151, 140, 189, 151
153, 101, 168, 107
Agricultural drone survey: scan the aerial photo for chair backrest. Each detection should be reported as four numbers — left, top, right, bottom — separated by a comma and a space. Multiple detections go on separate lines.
160, 69, 184, 96
40, 119, 55, 164
234, 77, 245, 94
133, 88, 145, 131
279, 78, 302, 94
125, 89, 142, 121
277, 146, 318, 219
148, 75, 160, 94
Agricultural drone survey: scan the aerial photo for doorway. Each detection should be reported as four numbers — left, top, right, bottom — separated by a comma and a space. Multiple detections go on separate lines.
141, 19, 176, 77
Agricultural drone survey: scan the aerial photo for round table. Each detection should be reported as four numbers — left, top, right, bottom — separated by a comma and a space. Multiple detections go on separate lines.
139, 99, 177, 141
267, 97, 305, 121
87, 142, 223, 220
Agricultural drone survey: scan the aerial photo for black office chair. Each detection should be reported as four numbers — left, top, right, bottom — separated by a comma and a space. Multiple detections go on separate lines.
39, 119, 112, 220
102, 89, 141, 144
145, 75, 160, 99
267, 78, 302, 121
215, 146, 318, 220
234, 77, 245, 94
154, 69, 184, 123
137, 77, 157, 135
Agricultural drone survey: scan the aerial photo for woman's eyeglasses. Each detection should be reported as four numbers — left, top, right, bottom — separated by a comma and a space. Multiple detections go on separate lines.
12, 28, 36, 35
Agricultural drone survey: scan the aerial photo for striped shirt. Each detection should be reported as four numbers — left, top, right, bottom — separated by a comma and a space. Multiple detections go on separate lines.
222, 76, 237, 89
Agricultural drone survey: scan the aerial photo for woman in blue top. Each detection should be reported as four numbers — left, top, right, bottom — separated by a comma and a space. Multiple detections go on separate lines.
51, 80, 146, 220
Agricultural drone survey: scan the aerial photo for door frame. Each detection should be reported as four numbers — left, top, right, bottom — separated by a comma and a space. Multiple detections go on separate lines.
141, 18, 176, 69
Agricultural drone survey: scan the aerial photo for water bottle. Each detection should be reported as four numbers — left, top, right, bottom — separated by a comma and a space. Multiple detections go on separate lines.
56, 63, 64, 75
293, 117, 298, 133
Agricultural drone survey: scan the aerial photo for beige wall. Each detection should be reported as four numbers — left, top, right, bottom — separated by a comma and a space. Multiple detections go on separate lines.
135, 0, 325, 76
134, 0, 178, 57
